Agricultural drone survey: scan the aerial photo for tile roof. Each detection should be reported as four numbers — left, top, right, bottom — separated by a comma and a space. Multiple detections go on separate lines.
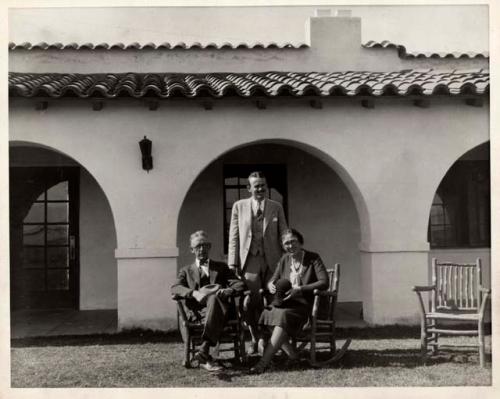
363, 40, 489, 59
8, 41, 309, 50
9, 70, 489, 99
9, 40, 489, 59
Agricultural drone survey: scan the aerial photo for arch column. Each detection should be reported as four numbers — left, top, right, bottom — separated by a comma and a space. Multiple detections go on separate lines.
360, 245, 429, 325
115, 247, 179, 331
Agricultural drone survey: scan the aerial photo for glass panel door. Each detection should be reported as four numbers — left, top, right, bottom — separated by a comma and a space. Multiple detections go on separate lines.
10, 167, 79, 310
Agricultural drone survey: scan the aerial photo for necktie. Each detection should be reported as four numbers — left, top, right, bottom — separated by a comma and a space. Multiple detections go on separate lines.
256, 201, 263, 217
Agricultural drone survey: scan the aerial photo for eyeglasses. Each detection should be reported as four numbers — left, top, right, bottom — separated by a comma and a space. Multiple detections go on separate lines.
192, 243, 211, 250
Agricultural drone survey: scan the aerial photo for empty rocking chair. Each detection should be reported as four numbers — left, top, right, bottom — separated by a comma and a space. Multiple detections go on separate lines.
413, 258, 491, 367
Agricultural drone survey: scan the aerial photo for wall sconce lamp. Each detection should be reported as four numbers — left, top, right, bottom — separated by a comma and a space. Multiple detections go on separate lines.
139, 136, 153, 172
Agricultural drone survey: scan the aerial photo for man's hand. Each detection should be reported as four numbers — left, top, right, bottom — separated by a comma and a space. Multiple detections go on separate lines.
267, 281, 276, 294
283, 287, 301, 301
217, 288, 234, 300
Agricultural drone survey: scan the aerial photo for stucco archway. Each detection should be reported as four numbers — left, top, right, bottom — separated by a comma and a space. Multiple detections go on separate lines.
425, 141, 490, 293
176, 140, 366, 305
9, 141, 118, 310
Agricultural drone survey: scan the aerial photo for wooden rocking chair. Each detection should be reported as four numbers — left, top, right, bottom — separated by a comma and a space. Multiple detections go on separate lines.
413, 258, 491, 367
294, 264, 352, 367
172, 292, 247, 368
260, 264, 351, 367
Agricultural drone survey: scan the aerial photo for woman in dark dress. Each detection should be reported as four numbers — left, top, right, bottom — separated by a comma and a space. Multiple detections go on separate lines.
250, 228, 329, 374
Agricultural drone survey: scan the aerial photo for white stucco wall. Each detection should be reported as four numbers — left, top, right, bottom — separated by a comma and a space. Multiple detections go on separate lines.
9, 145, 118, 310
79, 169, 117, 309
9, 96, 489, 326
177, 144, 362, 303
10, 97, 488, 251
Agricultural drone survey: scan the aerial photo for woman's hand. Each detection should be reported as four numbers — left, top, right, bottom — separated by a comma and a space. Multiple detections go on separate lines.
284, 287, 301, 301
267, 281, 276, 294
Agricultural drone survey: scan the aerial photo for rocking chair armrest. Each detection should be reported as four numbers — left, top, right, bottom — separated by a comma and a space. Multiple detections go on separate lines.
172, 297, 190, 324
313, 289, 337, 297
231, 289, 250, 298
242, 289, 255, 310
311, 294, 320, 318
257, 288, 273, 307
412, 286, 433, 317
479, 287, 491, 318
412, 285, 435, 292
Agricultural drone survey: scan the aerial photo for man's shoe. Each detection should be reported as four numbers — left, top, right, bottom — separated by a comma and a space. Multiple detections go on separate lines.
200, 359, 223, 372
193, 350, 210, 364
248, 360, 267, 375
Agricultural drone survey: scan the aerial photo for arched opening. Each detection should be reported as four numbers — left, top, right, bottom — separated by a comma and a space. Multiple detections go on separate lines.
176, 141, 364, 318
427, 142, 490, 249
9, 142, 118, 317
427, 141, 490, 301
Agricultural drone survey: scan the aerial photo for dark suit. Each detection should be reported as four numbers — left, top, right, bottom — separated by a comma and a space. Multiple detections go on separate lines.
171, 260, 245, 345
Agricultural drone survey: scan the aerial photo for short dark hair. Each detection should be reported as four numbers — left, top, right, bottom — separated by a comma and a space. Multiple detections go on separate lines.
281, 228, 304, 245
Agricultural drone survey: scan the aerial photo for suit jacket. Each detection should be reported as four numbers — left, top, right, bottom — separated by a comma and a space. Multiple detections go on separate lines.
171, 260, 245, 310
269, 250, 329, 307
227, 197, 287, 270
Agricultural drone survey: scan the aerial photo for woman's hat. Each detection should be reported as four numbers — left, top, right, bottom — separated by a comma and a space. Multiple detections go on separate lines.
271, 279, 292, 307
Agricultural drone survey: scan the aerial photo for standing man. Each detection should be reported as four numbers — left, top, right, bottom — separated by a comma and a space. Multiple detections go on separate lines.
172, 230, 245, 372
228, 171, 288, 354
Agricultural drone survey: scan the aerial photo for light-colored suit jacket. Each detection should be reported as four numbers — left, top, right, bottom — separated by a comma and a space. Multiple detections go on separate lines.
228, 197, 287, 271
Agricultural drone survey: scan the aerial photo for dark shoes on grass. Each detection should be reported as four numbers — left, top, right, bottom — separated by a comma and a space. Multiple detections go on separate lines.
249, 360, 268, 375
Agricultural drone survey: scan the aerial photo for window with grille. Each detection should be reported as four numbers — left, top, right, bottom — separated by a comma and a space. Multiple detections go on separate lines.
428, 160, 490, 248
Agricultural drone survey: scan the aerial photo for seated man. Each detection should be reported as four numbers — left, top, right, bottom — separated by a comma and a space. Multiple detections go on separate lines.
171, 230, 245, 372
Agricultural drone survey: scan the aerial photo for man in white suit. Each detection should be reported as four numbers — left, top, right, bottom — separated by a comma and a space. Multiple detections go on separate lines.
228, 171, 288, 354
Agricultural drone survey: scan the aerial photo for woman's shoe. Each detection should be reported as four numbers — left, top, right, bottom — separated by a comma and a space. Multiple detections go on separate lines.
283, 350, 308, 368
284, 357, 301, 368
248, 361, 267, 375
246, 341, 258, 355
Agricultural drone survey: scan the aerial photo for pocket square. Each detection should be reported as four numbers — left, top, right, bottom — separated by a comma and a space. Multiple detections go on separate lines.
272, 217, 278, 222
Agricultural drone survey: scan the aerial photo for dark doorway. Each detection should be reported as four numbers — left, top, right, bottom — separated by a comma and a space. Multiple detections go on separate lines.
10, 167, 80, 310
222, 164, 287, 253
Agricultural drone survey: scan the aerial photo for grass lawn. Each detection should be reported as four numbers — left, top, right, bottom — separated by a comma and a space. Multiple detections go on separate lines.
11, 327, 492, 387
